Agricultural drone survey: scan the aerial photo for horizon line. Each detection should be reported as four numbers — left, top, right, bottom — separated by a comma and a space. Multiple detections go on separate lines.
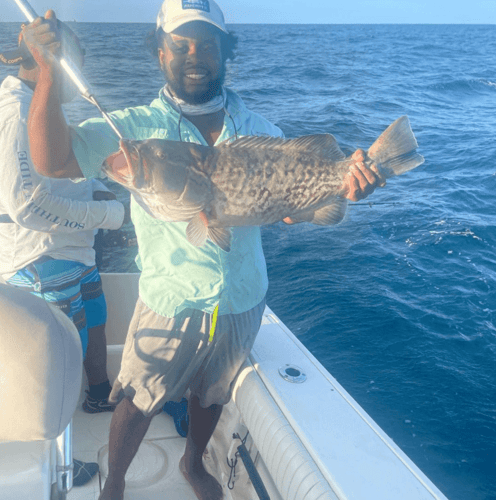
1, 21, 495, 26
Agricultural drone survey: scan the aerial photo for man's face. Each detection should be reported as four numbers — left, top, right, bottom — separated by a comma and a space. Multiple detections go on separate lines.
159, 22, 225, 104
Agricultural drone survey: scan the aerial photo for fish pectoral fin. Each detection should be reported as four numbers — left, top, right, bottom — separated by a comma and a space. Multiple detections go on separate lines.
207, 227, 231, 253
186, 213, 231, 252
186, 212, 209, 248
311, 198, 348, 226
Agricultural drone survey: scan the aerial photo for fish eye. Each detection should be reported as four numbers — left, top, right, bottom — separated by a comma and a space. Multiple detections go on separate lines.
156, 150, 166, 160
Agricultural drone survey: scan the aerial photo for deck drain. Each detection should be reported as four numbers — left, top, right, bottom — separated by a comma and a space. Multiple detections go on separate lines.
279, 364, 307, 383
98, 440, 168, 488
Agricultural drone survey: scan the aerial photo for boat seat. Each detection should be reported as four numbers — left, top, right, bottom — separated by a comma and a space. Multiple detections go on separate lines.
0, 283, 83, 499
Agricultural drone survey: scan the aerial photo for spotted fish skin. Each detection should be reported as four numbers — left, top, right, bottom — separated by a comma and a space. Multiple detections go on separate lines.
208, 136, 351, 227
103, 116, 424, 252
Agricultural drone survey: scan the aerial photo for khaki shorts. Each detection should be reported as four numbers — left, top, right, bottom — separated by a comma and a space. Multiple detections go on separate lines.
109, 297, 266, 417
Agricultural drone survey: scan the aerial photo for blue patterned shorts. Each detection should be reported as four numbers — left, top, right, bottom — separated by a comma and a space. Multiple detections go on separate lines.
7, 257, 107, 358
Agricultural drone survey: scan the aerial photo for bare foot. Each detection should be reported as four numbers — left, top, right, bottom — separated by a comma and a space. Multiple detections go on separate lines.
180, 456, 223, 500
98, 476, 125, 500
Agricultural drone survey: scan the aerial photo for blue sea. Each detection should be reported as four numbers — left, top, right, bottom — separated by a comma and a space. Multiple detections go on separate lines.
1, 22, 495, 500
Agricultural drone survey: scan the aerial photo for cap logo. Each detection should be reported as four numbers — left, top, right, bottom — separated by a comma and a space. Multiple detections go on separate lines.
182, 0, 210, 12
0, 53, 23, 65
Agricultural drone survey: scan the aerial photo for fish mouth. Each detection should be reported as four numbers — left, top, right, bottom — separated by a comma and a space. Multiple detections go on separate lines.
103, 141, 146, 189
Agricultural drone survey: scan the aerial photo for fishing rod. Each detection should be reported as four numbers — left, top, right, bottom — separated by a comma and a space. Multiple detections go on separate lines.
12, 0, 124, 140
354, 201, 402, 207
353, 200, 423, 208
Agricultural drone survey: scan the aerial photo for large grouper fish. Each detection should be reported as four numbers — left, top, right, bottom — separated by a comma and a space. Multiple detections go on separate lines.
103, 115, 424, 252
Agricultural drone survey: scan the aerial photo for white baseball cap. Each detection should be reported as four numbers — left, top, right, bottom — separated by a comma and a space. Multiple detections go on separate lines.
157, 0, 228, 34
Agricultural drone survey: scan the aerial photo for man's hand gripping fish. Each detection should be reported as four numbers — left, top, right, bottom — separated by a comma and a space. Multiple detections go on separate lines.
103, 115, 424, 252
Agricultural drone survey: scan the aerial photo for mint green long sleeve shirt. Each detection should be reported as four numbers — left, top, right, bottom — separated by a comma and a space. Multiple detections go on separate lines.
71, 87, 283, 317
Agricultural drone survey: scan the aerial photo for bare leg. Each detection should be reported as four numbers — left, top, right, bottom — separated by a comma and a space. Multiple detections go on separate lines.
84, 324, 109, 386
98, 397, 154, 500
180, 395, 224, 500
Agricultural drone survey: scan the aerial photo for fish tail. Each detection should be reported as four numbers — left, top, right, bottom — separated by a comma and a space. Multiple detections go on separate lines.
367, 116, 424, 178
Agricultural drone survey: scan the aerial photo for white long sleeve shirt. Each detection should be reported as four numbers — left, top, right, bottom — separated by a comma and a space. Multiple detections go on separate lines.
0, 76, 125, 279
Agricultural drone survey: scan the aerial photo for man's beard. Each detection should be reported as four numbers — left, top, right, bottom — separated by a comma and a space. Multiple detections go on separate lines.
165, 66, 226, 105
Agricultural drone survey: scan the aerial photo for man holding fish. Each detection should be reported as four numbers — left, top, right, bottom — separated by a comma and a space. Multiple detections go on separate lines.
24, 0, 391, 498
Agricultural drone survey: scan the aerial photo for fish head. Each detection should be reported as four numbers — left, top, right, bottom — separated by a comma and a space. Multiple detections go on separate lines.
103, 139, 193, 202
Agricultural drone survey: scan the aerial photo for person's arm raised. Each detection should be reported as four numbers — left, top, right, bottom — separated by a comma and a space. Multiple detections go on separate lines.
24, 10, 83, 178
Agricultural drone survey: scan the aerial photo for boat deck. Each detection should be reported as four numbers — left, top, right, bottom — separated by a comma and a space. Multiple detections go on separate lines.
68, 400, 199, 500
0, 274, 450, 500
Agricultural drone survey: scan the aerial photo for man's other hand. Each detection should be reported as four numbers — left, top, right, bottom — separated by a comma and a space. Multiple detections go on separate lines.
343, 148, 386, 202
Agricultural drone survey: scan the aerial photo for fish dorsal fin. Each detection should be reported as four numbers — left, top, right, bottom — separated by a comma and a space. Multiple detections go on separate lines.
219, 134, 347, 161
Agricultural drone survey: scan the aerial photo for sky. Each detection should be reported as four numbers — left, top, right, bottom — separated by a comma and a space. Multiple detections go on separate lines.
2, 0, 495, 24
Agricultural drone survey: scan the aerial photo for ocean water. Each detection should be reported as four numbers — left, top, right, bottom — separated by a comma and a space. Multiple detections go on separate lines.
1, 22, 495, 500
